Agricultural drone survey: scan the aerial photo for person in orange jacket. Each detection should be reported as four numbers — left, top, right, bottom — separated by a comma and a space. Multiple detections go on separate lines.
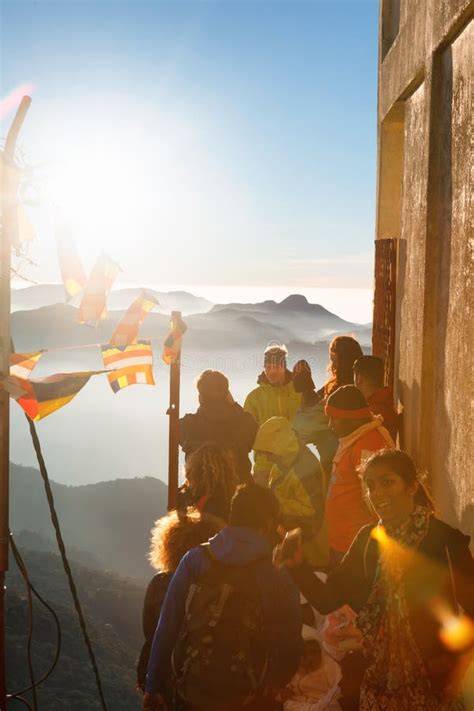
324, 385, 394, 565
353, 355, 398, 443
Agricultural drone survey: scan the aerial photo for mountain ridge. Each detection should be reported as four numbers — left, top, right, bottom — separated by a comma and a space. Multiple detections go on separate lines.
11, 292, 370, 352
10, 463, 167, 580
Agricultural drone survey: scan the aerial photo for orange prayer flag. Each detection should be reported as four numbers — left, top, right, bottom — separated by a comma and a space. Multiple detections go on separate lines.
162, 314, 187, 365
10, 351, 43, 378
78, 253, 121, 326
1, 370, 104, 421
55, 218, 87, 301
110, 291, 159, 347
101, 340, 155, 393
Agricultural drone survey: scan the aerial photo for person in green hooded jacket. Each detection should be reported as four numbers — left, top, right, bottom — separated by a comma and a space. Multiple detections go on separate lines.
244, 345, 301, 486
253, 416, 329, 569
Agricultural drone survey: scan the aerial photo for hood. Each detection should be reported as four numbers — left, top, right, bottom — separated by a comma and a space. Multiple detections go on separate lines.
257, 369, 293, 387
254, 416, 299, 467
208, 526, 271, 565
368, 386, 394, 407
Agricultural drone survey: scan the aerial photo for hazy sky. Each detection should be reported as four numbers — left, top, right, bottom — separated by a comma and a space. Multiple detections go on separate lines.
1, 0, 378, 290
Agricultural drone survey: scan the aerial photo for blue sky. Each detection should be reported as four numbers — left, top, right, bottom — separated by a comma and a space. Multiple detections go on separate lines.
1, 0, 379, 290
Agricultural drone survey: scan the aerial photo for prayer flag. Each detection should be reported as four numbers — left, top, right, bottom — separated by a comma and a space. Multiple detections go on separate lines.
162, 315, 187, 365
110, 291, 159, 347
101, 340, 154, 393
78, 253, 121, 325
55, 219, 87, 301
1, 370, 103, 421
10, 351, 43, 378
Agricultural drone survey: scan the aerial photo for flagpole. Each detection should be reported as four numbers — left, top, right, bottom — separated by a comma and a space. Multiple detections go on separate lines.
167, 311, 181, 510
0, 95, 31, 711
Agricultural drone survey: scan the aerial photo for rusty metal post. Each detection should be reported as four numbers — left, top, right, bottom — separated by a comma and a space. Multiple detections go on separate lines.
0, 95, 31, 711
166, 311, 182, 510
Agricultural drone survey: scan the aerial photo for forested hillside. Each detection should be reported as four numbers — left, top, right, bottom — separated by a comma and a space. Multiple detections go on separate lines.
10, 463, 167, 580
6, 546, 146, 710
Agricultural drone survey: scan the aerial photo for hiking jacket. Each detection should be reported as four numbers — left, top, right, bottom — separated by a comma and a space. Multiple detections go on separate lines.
367, 387, 398, 443
180, 401, 257, 481
244, 371, 301, 474
325, 418, 394, 553
145, 527, 302, 695
254, 419, 329, 568
290, 517, 474, 694
136, 571, 173, 691
293, 401, 339, 477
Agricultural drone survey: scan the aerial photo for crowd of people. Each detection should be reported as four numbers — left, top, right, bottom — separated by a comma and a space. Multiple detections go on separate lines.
137, 336, 474, 711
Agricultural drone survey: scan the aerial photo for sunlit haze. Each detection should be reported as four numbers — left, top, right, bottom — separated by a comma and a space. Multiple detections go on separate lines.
2, 0, 378, 296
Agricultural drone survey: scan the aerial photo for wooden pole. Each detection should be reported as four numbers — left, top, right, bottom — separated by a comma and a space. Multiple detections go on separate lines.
0, 95, 31, 711
167, 311, 181, 510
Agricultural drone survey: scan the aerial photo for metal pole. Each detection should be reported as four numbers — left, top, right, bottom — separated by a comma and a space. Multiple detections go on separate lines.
167, 311, 181, 510
0, 95, 31, 711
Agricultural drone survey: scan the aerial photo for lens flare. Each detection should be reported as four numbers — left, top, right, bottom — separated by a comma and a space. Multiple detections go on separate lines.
432, 600, 474, 652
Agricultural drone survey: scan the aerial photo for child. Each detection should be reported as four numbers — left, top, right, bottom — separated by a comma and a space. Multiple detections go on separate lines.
282, 597, 342, 711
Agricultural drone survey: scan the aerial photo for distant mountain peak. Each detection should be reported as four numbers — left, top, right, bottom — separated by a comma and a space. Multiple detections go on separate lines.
280, 294, 308, 306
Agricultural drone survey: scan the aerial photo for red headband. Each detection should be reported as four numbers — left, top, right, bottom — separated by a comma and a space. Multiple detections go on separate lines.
325, 404, 371, 420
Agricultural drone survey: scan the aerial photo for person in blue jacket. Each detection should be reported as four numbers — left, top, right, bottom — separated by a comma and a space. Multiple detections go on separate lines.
143, 483, 303, 711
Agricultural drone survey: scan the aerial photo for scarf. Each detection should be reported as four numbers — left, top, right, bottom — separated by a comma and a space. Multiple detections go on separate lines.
357, 506, 465, 711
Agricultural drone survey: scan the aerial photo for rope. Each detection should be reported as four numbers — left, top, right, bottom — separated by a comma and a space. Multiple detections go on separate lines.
8, 531, 61, 697
25, 415, 108, 711
7, 535, 37, 710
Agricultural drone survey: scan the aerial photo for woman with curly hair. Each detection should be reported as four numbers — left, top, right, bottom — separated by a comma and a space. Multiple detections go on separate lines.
318, 336, 363, 400
136, 508, 224, 695
179, 442, 240, 521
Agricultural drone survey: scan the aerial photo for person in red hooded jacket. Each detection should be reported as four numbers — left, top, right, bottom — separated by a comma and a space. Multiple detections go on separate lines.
324, 385, 394, 565
353, 356, 398, 442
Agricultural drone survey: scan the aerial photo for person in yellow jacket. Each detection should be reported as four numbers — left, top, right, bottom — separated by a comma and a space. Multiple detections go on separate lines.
244, 345, 301, 486
254, 416, 329, 569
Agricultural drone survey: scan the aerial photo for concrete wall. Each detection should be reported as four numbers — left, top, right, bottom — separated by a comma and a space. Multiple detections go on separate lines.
428, 22, 474, 536
376, 2, 473, 538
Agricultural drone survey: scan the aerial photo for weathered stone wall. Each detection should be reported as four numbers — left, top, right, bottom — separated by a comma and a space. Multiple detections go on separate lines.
376, 2, 473, 537
395, 82, 429, 463
429, 22, 474, 538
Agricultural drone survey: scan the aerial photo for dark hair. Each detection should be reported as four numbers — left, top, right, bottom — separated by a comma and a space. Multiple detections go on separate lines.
327, 384, 369, 411
353, 355, 385, 388
196, 370, 229, 402
326, 336, 363, 396
360, 449, 435, 511
229, 482, 280, 530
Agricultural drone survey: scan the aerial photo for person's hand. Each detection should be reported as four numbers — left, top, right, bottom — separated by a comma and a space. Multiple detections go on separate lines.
142, 691, 168, 711
292, 360, 315, 394
273, 535, 304, 568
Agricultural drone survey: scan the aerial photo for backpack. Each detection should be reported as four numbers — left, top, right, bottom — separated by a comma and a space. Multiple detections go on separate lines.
171, 543, 270, 709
